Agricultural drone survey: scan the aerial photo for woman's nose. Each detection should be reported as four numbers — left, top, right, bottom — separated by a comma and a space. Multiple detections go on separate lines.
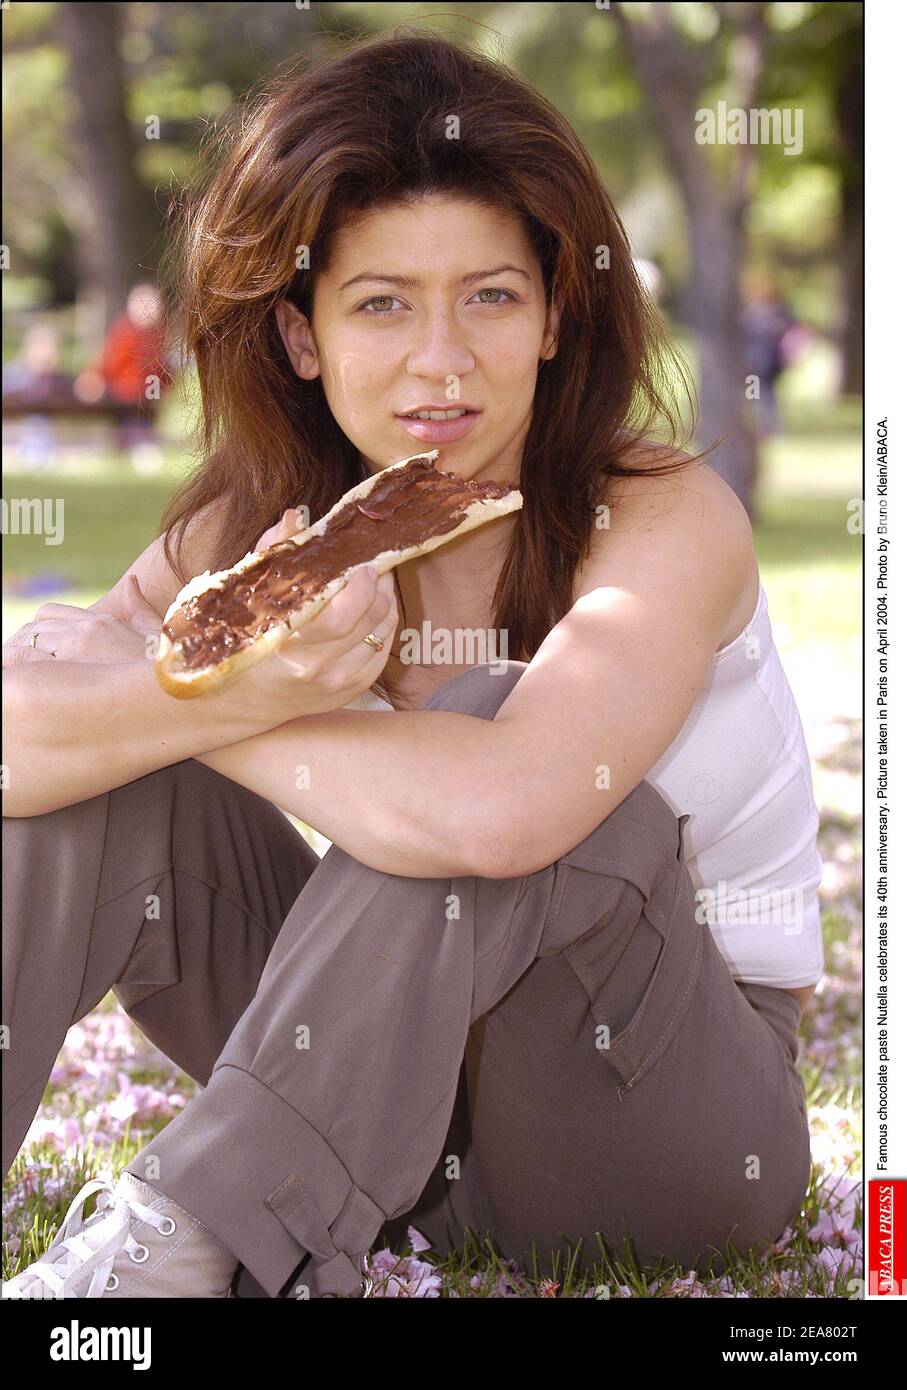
405, 313, 475, 378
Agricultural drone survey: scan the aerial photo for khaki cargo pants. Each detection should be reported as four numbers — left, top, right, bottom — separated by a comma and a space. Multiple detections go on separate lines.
2, 662, 812, 1297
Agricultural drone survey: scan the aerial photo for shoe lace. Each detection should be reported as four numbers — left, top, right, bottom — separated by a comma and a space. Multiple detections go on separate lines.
4, 1177, 175, 1298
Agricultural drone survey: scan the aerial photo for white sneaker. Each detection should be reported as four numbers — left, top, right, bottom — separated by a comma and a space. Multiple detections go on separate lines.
1, 1171, 238, 1298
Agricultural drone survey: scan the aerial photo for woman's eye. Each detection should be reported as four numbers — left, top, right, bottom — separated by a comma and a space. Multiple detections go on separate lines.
357, 288, 515, 315
471, 288, 515, 307
359, 296, 402, 315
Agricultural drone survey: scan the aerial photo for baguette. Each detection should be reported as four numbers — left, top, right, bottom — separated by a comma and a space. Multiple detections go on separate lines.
154, 450, 522, 698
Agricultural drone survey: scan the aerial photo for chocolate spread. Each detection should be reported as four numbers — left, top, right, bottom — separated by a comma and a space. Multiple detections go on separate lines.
164, 455, 516, 671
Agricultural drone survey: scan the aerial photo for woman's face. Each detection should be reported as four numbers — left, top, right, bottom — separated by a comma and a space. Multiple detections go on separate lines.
275, 194, 558, 484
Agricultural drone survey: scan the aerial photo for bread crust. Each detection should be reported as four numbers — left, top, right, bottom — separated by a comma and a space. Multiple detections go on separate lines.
154, 450, 523, 698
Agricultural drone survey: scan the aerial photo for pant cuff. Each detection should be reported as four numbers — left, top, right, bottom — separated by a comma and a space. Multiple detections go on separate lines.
125, 1064, 385, 1298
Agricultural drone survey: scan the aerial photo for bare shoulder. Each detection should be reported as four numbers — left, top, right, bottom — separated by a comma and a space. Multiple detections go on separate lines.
602, 444, 753, 544
579, 443, 759, 648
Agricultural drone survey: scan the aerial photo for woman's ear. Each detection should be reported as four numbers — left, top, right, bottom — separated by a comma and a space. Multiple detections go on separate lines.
540, 300, 561, 364
274, 298, 320, 381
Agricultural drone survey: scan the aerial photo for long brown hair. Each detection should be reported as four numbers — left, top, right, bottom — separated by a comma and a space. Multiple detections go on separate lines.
158, 28, 697, 702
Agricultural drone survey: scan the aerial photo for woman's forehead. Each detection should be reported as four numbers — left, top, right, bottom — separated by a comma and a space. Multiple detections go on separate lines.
322, 197, 538, 277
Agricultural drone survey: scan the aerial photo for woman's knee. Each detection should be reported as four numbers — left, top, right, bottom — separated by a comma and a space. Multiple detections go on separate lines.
601, 777, 686, 860
424, 660, 529, 720
110, 758, 273, 841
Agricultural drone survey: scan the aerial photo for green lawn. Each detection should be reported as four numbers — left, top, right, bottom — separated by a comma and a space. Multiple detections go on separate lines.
3, 473, 175, 600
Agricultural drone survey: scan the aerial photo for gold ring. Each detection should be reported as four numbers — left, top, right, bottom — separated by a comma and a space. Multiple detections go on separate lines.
28, 630, 56, 656
362, 632, 384, 653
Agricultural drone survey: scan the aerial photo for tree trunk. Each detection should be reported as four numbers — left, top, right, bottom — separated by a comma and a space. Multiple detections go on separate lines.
58, 2, 160, 326
611, 2, 764, 517
839, 185, 862, 395
835, 52, 863, 396
687, 204, 758, 515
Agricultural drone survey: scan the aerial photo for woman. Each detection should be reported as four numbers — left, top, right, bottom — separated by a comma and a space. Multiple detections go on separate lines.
1, 31, 822, 1298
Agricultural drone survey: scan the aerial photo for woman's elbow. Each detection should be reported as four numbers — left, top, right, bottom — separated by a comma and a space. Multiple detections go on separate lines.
469, 802, 616, 880
467, 815, 549, 880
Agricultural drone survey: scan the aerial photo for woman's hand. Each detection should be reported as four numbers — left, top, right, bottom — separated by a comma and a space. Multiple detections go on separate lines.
2, 577, 162, 668
218, 509, 399, 726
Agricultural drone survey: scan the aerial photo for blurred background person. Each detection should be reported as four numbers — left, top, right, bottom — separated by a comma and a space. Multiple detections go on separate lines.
740, 269, 811, 439
74, 281, 175, 471
1, 323, 73, 471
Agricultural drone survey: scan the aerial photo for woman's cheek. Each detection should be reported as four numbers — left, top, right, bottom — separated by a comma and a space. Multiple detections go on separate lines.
325, 342, 389, 419
481, 321, 544, 381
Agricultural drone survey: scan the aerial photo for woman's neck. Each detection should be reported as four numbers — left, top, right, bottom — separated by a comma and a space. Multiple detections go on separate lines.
390, 509, 516, 649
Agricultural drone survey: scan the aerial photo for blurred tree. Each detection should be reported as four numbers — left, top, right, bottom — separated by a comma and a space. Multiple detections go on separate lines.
832, 39, 862, 394
752, 1, 863, 392
610, 0, 862, 510
34, 210, 80, 309
1, 1, 333, 325
613, 1, 770, 512
57, 2, 162, 326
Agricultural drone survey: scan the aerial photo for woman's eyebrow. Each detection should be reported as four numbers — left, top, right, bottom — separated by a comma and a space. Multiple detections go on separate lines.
338, 264, 532, 293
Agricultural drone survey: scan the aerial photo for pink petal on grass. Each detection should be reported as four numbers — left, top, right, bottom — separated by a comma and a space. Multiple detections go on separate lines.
365, 1250, 441, 1297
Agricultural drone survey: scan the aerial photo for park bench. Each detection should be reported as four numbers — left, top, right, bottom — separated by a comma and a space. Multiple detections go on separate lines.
2, 387, 160, 427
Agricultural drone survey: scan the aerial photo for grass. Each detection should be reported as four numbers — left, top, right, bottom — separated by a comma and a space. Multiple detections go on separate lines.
1, 398, 862, 1297
3, 473, 175, 595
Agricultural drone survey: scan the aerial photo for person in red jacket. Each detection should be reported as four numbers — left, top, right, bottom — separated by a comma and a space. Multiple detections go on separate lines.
75, 281, 175, 469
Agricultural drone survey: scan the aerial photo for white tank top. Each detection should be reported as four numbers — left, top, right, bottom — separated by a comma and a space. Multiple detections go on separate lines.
346, 581, 825, 989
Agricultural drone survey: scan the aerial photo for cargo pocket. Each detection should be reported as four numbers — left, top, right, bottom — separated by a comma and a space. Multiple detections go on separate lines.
559, 812, 703, 1099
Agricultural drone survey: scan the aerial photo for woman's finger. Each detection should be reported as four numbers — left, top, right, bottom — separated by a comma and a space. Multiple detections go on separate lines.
283, 570, 394, 660
274, 573, 396, 679
31, 601, 84, 619
122, 574, 163, 632
254, 508, 306, 553
2, 641, 57, 668
321, 591, 400, 690
342, 577, 398, 652
293, 565, 382, 645
335, 567, 397, 635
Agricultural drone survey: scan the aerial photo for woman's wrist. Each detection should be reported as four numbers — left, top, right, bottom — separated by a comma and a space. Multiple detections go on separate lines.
98, 653, 270, 746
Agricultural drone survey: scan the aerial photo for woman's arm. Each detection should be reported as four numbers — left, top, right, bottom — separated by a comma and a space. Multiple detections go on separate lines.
3, 561, 396, 819
2, 657, 273, 818
2, 502, 251, 817
197, 704, 506, 877
2, 498, 399, 818
197, 463, 754, 878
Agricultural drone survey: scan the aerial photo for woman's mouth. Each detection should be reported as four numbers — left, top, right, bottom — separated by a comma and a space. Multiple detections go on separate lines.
395, 407, 480, 443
